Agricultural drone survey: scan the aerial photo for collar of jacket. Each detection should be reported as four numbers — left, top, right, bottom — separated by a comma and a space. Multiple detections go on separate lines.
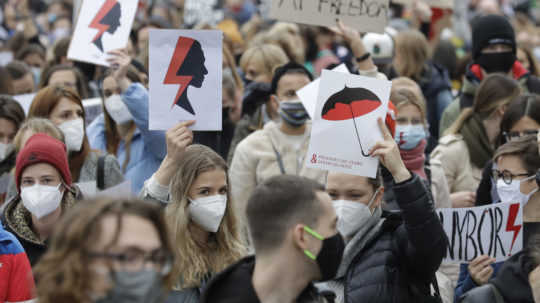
2, 188, 79, 245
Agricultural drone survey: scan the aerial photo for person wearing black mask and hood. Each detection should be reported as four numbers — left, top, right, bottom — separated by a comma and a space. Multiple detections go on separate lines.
440, 14, 540, 136
229, 63, 326, 215
200, 175, 342, 303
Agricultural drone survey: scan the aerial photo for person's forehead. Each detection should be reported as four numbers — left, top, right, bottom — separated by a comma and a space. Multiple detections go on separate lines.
327, 172, 370, 190
97, 214, 161, 250
277, 73, 310, 89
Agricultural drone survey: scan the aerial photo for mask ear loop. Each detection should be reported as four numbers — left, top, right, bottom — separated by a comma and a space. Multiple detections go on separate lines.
366, 187, 382, 215
303, 226, 324, 260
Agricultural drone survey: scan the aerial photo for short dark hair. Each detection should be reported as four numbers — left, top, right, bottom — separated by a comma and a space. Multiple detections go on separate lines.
39, 64, 90, 99
494, 135, 540, 175
0, 95, 25, 129
247, 175, 325, 253
270, 62, 314, 95
500, 94, 540, 142
6, 60, 31, 80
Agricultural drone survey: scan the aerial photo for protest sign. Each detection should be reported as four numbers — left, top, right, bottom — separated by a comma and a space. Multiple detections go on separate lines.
13, 93, 36, 114
184, 0, 224, 27
297, 64, 349, 119
306, 70, 391, 178
270, 0, 389, 34
391, 0, 453, 9
438, 202, 524, 263
68, 0, 139, 66
149, 29, 222, 131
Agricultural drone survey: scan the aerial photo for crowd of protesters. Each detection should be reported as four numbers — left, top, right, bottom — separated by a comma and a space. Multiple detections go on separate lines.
3, 0, 540, 302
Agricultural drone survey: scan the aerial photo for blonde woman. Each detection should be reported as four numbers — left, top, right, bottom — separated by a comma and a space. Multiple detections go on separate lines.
140, 122, 247, 302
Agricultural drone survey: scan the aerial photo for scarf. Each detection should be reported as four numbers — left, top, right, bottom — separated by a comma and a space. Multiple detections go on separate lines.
460, 114, 494, 170
400, 140, 427, 180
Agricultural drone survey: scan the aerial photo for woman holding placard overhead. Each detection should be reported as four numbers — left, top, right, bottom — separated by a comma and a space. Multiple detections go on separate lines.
86, 49, 166, 193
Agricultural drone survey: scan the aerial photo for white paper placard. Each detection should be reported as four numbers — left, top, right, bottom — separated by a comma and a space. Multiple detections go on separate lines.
183, 0, 225, 27
67, 0, 139, 66
306, 70, 391, 178
149, 29, 223, 131
13, 93, 36, 114
297, 64, 350, 119
270, 0, 390, 34
438, 202, 523, 263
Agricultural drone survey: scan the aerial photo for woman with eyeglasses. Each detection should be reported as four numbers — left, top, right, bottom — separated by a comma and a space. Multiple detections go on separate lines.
140, 121, 247, 303
455, 136, 540, 301
33, 198, 175, 303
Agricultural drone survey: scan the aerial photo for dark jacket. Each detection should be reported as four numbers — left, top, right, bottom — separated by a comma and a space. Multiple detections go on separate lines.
200, 256, 333, 303
193, 114, 236, 160
344, 174, 447, 303
0, 152, 15, 176
459, 250, 537, 303
0, 187, 82, 266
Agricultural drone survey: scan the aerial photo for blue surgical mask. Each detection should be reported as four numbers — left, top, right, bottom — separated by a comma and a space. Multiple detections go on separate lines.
31, 67, 41, 86
394, 124, 426, 150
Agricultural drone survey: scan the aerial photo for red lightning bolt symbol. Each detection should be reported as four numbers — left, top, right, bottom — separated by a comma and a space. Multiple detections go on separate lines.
163, 37, 194, 110
89, 0, 118, 42
506, 203, 522, 256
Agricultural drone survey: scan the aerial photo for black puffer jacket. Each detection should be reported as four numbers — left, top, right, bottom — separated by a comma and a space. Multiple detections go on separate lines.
344, 174, 447, 303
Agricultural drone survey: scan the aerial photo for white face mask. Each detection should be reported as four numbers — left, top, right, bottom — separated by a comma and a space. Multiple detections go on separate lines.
333, 188, 381, 238
57, 118, 85, 152
0, 142, 14, 161
21, 184, 63, 219
497, 176, 539, 204
188, 195, 227, 233
104, 94, 133, 125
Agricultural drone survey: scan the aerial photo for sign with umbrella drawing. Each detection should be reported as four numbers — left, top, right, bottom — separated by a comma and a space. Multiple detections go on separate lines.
306, 70, 391, 178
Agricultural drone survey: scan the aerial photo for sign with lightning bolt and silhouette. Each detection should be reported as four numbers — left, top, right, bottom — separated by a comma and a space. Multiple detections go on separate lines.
68, 0, 139, 66
149, 30, 222, 131
437, 202, 524, 263
306, 70, 391, 178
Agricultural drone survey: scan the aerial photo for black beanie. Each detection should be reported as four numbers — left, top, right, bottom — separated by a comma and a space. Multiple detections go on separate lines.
270, 62, 314, 95
472, 14, 516, 60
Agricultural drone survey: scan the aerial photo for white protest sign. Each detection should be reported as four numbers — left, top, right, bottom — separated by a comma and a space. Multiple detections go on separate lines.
306, 70, 391, 178
95, 180, 133, 198
13, 93, 36, 114
298, 64, 349, 119
438, 202, 523, 263
68, 0, 139, 66
391, 0, 453, 9
270, 0, 389, 34
184, 0, 224, 27
149, 29, 222, 131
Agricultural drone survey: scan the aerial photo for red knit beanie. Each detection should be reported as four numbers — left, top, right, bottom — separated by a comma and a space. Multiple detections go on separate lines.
15, 133, 72, 191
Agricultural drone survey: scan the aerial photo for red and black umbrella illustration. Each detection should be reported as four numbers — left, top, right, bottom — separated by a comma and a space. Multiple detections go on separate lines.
322, 86, 382, 157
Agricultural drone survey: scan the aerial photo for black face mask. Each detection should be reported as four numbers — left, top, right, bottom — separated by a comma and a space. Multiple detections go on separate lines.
304, 227, 345, 282
475, 51, 516, 74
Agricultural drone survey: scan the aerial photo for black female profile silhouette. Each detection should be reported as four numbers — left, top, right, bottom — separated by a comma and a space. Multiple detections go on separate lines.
89, 0, 122, 52
163, 37, 208, 115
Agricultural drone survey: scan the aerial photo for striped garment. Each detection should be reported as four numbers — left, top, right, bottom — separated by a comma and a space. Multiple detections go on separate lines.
0, 224, 36, 303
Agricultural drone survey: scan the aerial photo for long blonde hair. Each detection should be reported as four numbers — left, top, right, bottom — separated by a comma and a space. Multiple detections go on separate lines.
395, 30, 430, 80
166, 145, 246, 289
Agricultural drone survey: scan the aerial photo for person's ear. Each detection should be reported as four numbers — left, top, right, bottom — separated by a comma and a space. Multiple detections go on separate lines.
373, 187, 384, 209
268, 95, 280, 118
292, 224, 311, 252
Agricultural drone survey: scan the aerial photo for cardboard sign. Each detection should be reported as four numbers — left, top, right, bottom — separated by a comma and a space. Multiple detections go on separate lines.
149, 29, 222, 131
68, 0, 139, 66
297, 64, 349, 119
270, 0, 389, 34
183, 0, 224, 27
391, 0, 453, 9
306, 70, 391, 178
438, 202, 524, 263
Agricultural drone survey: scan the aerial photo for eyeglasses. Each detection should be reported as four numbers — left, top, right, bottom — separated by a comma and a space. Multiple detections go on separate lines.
503, 130, 539, 142
492, 169, 531, 185
87, 248, 173, 275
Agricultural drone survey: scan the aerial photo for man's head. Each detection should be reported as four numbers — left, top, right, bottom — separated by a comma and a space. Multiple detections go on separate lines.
247, 175, 343, 281
472, 14, 517, 74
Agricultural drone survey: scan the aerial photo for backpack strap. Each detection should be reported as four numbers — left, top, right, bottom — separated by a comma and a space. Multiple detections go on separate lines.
97, 155, 106, 190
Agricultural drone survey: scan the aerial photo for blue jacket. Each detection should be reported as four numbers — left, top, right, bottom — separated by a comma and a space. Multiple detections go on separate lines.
86, 83, 166, 193
455, 262, 503, 302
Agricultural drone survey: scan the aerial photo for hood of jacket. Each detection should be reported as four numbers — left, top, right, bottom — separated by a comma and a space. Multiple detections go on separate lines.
490, 250, 536, 302
1, 186, 80, 246
200, 256, 329, 303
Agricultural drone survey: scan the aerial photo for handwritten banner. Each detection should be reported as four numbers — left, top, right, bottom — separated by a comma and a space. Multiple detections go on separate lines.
270, 0, 389, 34
391, 0, 453, 9
438, 202, 523, 263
